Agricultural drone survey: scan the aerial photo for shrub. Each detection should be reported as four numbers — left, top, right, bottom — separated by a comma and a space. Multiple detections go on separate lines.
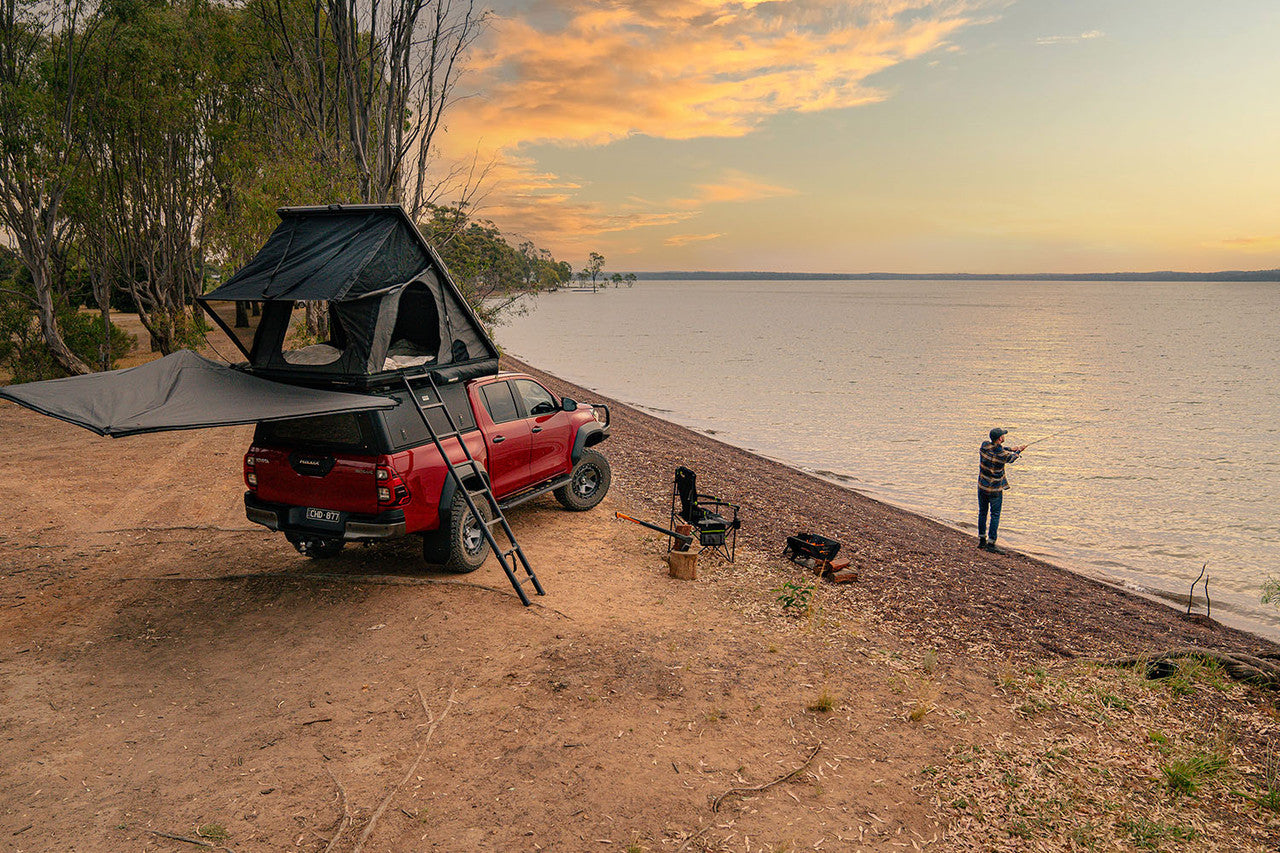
0, 290, 134, 383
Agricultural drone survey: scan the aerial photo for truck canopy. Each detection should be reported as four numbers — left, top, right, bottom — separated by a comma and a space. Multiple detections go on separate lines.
198, 204, 499, 385
0, 350, 396, 437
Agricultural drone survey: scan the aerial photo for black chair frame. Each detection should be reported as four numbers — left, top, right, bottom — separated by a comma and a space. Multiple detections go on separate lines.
669, 466, 740, 562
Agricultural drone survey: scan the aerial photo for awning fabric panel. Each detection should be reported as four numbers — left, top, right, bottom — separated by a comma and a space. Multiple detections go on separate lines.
0, 350, 397, 437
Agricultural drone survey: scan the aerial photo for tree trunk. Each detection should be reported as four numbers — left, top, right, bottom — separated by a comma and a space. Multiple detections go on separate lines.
34, 272, 92, 375
305, 301, 328, 340
235, 300, 250, 328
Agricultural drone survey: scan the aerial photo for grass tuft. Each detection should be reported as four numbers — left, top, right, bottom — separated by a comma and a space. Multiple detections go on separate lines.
1118, 817, 1197, 849
807, 689, 836, 713
919, 648, 937, 674
196, 824, 229, 842
1161, 751, 1228, 795
908, 699, 935, 722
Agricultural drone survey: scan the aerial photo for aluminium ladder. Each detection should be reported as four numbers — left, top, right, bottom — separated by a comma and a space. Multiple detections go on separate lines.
402, 374, 545, 605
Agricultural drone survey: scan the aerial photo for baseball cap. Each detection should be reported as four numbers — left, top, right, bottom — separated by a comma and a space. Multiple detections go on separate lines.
990, 427, 1009, 441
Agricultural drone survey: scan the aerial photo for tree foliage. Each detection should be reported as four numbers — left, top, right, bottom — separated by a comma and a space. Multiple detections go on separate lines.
420, 205, 570, 330
0, 0, 566, 382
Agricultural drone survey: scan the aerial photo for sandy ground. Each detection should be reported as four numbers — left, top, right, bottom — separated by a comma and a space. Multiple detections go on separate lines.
2, 344, 1279, 852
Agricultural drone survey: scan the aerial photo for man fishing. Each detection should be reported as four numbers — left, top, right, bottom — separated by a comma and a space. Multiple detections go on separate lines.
978, 427, 1027, 554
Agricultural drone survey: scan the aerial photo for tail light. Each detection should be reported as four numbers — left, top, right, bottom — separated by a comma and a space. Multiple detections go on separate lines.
244, 446, 258, 491
375, 458, 411, 507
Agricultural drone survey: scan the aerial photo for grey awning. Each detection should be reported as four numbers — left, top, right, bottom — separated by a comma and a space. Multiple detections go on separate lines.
0, 350, 397, 437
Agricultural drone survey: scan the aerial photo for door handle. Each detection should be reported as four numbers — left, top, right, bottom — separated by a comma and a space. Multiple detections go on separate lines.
531, 426, 543, 433
492, 435, 505, 444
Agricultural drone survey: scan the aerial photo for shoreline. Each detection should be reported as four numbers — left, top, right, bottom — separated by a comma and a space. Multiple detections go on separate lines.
504, 353, 1280, 658
591, 386, 1278, 642
799, 466, 1280, 644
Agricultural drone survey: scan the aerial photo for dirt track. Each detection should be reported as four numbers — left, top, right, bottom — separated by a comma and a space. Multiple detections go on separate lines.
2, 354, 1278, 852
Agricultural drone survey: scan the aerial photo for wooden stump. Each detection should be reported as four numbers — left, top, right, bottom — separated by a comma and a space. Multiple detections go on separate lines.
673, 523, 694, 551
666, 549, 698, 580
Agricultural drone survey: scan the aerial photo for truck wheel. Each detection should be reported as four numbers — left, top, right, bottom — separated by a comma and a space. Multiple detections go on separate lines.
442, 498, 492, 573
555, 449, 611, 511
286, 533, 344, 560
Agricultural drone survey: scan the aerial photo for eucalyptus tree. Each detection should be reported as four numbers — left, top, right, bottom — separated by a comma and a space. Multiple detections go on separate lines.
250, 0, 488, 218
74, 0, 260, 354
0, 0, 98, 374
583, 251, 605, 290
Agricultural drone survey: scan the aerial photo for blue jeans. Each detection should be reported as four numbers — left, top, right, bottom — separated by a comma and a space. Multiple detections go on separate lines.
978, 489, 1003, 542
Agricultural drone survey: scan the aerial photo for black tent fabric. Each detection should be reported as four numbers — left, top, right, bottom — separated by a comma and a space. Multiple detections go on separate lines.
197, 204, 499, 383
200, 209, 427, 303
0, 350, 396, 437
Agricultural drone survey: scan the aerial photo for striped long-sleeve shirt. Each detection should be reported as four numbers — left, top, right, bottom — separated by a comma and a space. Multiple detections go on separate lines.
979, 440, 1021, 492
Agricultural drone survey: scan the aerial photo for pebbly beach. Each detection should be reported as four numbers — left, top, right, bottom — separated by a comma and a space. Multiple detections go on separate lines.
506, 354, 1276, 662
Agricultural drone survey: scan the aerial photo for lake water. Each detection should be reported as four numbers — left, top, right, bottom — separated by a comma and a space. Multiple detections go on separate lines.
495, 280, 1280, 642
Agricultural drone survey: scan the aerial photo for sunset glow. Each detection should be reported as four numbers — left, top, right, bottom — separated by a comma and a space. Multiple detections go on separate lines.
444, 0, 1280, 273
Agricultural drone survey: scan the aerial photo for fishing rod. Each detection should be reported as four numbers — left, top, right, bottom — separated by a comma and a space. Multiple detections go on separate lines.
614, 511, 694, 547
1021, 421, 1094, 449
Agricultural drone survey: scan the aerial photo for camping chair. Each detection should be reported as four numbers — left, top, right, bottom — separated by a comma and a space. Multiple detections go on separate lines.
669, 466, 741, 562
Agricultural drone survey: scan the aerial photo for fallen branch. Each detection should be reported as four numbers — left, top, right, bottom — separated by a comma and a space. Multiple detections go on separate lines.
147, 829, 212, 848
711, 742, 822, 813
1105, 647, 1280, 689
350, 685, 458, 853
322, 768, 352, 853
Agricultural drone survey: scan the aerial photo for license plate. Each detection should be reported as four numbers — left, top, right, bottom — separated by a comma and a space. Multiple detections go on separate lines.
304, 508, 343, 525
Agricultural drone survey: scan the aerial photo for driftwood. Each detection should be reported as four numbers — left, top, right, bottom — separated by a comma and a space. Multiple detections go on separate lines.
1106, 647, 1280, 690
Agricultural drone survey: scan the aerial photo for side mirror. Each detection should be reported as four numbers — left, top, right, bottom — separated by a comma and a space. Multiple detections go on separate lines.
561, 397, 578, 412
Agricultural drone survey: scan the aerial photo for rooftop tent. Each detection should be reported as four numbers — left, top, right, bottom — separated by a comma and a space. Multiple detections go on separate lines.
0, 350, 396, 437
198, 204, 498, 385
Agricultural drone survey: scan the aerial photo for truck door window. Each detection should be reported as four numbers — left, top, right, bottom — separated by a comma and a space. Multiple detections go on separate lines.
480, 381, 520, 424
512, 379, 557, 417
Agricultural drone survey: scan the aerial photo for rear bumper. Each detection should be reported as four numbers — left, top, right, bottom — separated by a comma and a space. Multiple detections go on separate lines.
245, 493, 407, 540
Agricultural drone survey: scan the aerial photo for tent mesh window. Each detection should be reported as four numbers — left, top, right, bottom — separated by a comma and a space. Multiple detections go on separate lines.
384, 282, 440, 370
281, 303, 345, 366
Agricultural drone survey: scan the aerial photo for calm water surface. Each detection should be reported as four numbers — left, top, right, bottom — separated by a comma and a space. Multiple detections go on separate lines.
496, 281, 1280, 641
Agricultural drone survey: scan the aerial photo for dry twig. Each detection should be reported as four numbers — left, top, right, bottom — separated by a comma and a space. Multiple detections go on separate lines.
147, 829, 213, 848
711, 742, 822, 813
350, 684, 458, 853
674, 823, 711, 853
322, 767, 352, 853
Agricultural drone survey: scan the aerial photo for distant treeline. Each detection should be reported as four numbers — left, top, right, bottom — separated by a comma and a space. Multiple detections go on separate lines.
630, 270, 1280, 282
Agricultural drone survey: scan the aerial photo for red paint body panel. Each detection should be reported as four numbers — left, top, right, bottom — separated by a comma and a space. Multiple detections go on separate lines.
529, 410, 574, 483
387, 431, 488, 533
252, 447, 380, 513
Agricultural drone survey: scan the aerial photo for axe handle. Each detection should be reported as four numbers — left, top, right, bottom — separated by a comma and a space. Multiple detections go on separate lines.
615, 512, 694, 546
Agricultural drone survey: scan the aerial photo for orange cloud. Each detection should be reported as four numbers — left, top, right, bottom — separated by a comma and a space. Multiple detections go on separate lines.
439, 1, 995, 255
452, 0, 987, 149
1209, 234, 1280, 252
673, 171, 799, 208
665, 232, 725, 247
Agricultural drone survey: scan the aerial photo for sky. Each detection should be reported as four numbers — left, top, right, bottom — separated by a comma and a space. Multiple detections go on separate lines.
441, 0, 1280, 274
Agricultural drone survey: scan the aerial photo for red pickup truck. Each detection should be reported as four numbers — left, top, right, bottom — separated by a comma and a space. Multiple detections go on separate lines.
242, 372, 610, 572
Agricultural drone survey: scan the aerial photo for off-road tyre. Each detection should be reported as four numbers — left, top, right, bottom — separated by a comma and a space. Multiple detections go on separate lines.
554, 449, 611, 511
286, 533, 344, 560
441, 498, 492, 573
